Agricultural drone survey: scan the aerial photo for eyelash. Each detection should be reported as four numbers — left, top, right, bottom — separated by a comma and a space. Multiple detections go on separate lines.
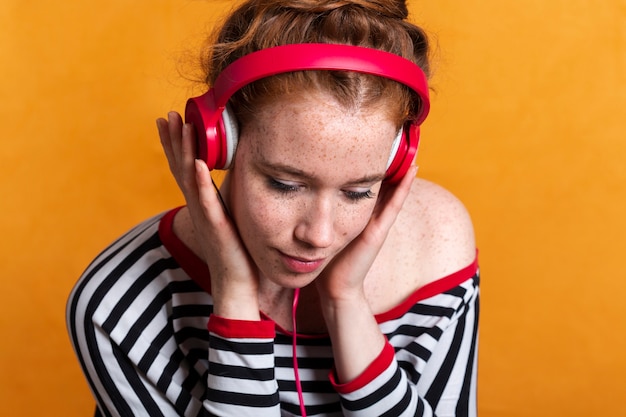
269, 178, 300, 193
344, 190, 376, 201
268, 179, 375, 201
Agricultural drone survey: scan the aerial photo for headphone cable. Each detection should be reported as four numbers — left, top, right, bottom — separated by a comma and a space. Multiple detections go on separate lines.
211, 176, 230, 215
292, 288, 307, 416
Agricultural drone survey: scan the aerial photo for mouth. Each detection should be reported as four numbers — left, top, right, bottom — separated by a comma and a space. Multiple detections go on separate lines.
279, 252, 326, 274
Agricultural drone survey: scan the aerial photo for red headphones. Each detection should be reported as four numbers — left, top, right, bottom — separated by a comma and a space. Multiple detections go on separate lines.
185, 43, 430, 183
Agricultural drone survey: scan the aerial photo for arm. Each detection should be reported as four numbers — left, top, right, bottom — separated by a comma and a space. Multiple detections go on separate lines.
157, 113, 260, 322
157, 113, 280, 415
315, 166, 417, 383
316, 171, 479, 416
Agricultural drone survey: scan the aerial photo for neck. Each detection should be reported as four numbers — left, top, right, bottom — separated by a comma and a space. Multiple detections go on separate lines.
258, 280, 328, 334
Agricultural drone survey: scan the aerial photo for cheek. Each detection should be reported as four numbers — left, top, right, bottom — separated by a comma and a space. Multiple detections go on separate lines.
234, 182, 290, 240
340, 202, 377, 239
248, 202, 288, 236
337, 185, 381, 240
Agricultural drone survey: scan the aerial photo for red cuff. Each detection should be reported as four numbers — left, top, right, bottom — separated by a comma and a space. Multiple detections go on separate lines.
208, 314, 276, 339
330, 341, 395, 394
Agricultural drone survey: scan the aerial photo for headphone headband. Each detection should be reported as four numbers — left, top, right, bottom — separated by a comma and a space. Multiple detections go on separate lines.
212, 43, 430, 124
185, 43, 430, 181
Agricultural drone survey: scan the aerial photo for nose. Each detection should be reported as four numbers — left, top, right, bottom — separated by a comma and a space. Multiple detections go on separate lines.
294, 197, 335, 249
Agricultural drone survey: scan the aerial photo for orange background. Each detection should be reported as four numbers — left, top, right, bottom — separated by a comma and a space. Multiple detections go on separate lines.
1, 1, 625, 416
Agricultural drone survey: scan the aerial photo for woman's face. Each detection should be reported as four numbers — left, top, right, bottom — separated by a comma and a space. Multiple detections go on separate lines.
226, 92, 398, 288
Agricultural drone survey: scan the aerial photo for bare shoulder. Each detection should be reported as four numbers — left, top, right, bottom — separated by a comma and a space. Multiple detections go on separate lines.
367, 177, 476, 310
403, 177, 476, 278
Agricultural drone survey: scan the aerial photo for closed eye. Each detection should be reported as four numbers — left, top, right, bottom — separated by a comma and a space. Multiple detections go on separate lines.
344, 189, 376, 201
268, 177, 376, 201
268, 178, 301, 193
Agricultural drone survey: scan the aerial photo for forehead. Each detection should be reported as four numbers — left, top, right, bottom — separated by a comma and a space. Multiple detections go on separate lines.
238, 92, 397, 177
242, 92, 397, 150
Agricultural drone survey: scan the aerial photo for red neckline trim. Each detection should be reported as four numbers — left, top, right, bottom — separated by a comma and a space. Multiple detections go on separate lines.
159, 208, 478, 324
158, 207, 212, 294
373, 256, 478, 323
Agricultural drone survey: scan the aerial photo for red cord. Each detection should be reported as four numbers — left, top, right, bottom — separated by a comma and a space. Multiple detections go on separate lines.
292, 288, 307, 416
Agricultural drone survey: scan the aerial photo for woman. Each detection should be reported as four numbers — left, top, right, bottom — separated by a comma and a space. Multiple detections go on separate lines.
67, 1, 479, 416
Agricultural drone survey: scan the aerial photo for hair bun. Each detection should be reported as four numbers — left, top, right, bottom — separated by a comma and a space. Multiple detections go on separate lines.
283, 0, 408, 19
348, 0, 409, 19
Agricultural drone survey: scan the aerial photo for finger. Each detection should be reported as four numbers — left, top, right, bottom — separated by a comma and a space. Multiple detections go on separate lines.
362, 165, 417, 246
157, 117, 177, 174
164, 112, 201, 201
167, 112, 184, 167
181, 122, 198, 172
194, 159, 236, 235
375, 165, 417, 220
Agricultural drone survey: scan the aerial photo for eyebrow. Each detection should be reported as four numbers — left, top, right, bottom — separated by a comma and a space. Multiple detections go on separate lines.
259, 159, 386, 185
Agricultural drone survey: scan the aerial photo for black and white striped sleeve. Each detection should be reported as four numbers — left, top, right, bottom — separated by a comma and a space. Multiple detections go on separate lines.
66, 216, 209, 417
203, 315, 281, 416
330, 273, 480, 417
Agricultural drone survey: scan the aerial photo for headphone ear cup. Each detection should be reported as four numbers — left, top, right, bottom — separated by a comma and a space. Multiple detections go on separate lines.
386, 129, 404, 171
185, 91, 239, 170
384, 122, 420, 184
219, 105, 239, 170
185, 90, 220, 170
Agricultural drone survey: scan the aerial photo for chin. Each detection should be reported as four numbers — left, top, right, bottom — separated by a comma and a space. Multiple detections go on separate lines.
261, 268, 322, 290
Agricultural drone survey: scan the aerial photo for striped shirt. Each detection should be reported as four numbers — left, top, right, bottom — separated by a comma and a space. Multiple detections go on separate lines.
67, 208, 479, 417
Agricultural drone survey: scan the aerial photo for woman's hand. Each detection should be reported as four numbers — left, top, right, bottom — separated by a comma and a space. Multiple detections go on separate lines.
315, 165, 417, 303
157, 112, 260, 320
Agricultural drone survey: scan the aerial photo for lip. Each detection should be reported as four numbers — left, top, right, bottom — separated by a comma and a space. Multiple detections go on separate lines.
280, 252, 326, 274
